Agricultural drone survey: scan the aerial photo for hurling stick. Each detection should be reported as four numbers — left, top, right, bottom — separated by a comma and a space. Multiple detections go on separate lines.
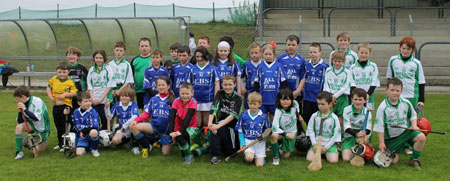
225, 128, 272, 161
390, 125, 446, 135
20, 109, 39, 158
350, 108, 370, 167
307, 116, 325, 171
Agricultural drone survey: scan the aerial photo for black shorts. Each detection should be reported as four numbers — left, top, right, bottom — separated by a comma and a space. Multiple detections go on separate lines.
136, 92, 146, 109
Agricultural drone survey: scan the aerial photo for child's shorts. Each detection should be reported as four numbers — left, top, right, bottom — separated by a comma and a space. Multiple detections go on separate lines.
385, 129, 421, 153
115, 128, 131, 139
146, 123, 172, 145
308, 144, 338, 155
76, 135, 98, 148
334, 95, 349, 117
281, 135, 296, 153
197, 102, 213, 111
342, 135, 372, 150
244, 138, 266, 158
260, 105, 276, 115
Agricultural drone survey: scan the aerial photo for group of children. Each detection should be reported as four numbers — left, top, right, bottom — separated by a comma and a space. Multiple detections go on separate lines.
13, 33, 427, 170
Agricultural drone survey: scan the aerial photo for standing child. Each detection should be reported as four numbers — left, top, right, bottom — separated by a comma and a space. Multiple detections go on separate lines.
329, 32, 358, 69
66, 46, 88, 109
87, 50, 116, 130
143, 49, 170, 106
253, 44, 286, 121
241, 42, 262, 110
131, 37, 152, 110
213, 41, 242, 95
324, 50, 352, 126
168, 82, 199, 164
373, 78, 426, 170
270, 89, 300, 165
219, 36, 246, 67
208, 74, 243, 164
65, 91, 100, 157
164, 42, 181, 75
14, 85, 51, 160
298, 42, 329, 124
350, 43, 380, 110
46, 62, 77, 151
108, 41, 134, 103
342, 88, 372, 162
306, 91, 341, 163
235, 92, 271, 167
130, 76, 175, 157
386, 37, 425, 108
171, 46, 194, 98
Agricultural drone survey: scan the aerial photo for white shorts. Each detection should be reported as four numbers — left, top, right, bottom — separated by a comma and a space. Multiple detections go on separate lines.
197, 102, 212, 111
115, 128, 131, 138
244, 138, 266, 158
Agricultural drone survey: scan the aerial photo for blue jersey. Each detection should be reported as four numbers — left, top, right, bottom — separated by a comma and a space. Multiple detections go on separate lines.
171, 63, 194, 97
235, 110, 271, 140
241, 60, 261, 92
110, 101, 139, 127
143, 65, 170, 92
277, 52, 306, 91
72, 107, 100, 133
215, 59, 242, 79
303, 59, 329, 102
188, 63, 220, 103
144, 94, 171, 134
253, 60, 286, 105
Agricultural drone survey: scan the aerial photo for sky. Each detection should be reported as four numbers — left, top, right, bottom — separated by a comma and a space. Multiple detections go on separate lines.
0, 0, 258, 12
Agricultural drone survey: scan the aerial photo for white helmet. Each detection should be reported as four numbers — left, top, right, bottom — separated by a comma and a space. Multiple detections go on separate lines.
99, 130, 112, 147
373, 150, 396, 167
63, 132, 76, 148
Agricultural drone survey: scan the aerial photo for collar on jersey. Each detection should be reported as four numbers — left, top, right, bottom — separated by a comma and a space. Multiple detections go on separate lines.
197, 62, 208, 69
247, 109, 263, 120
68, 62, 79, 68
399, 54, 414, 62
385, 95, 402, 108
56, 76, 69, 82
264, 60, 276, 68
225, 91, 236, 99
309, 58, 323, 65
332, 66, 345, 75
94, 64, 105, 73
351, 104, 366, 116
318, 111, 332, 120
114, 58, 126, 64
250, 59, 262, 67
356, 60, 371, 68
119, 101, 130, 108
219, 59, 228, 64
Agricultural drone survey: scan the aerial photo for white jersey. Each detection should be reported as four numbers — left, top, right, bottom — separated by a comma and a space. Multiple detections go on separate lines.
350, 60, 380, 90
373, 97, 417, 139
22, 96, 50, 132
342, 105, 372, 138
386, 55, 425, 98
87, 64, 116, 103
272, 100, 299, 135
329, 48, 358, 69
306, 112, 341, 149
108, 58, 134, 85
323, 66, 352, 98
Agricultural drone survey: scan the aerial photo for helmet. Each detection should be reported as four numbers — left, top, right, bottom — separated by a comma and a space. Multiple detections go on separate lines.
417, 117, 432, 136
99, 130, 112, 147
373, 150, 396, 168
295, 135, 311, 152
63, 132, 76, 148
352, 144, 374, 160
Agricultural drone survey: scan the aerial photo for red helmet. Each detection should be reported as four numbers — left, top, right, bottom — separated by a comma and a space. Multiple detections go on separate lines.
417, 117, 432, 136
352, 144, 374, 160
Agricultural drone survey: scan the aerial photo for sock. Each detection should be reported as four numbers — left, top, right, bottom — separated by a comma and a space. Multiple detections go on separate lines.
178, 142, 192, 156
272, 142, 279, 158
411, 149, 422, 160
135, 133, 149, 149
90, 136, 99, 150
15, 134, 23, 152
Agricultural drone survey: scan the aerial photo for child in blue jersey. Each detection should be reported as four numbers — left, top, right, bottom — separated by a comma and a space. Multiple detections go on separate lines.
130, 76, 175, 157
105, 87, 139, 146
241, 42, 262, 110
212, 41, 242, 95
298, 43, 329, 124
235, 92, 271, 167
143, 49, 170, 106
64, 91, 101, 157
171, 46, 194, 98
253, 43, 287, 120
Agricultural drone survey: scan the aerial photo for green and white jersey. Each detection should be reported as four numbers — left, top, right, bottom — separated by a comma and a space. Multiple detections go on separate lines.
373, 96, 417, 139
108, 58, 134, 85
87, 64, 116, 103
342, 105, 372, 138
306, 112, 341, 149
329, 48, 358, 69
386, 55, 425, 98
323, 66, 352, 98
350, 60, 380, 90
22, 96, 50, 133
272, 100, 299, 135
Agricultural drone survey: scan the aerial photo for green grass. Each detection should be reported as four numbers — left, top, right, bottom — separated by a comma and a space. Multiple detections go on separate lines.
1, 92, 450, 180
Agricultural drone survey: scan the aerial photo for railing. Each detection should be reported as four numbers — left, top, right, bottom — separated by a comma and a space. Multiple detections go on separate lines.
417, 42, 450, 60
260, 41, 335, 52
391, 7, 450, 36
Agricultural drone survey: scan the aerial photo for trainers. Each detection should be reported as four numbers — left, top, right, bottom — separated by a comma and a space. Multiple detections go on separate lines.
405, 147, 413, 155
53, 145, 61, 150
131, 147, 140, 155
210, 156, 221, 164
91, 149, 100, 157
184, 155, 194, 164
148, 144, 153, 152
59, 148, 65, 152
272, 157, 280, 165
15, 151, 24, 160
410, 159, 422, 170
142, 148, 149, 158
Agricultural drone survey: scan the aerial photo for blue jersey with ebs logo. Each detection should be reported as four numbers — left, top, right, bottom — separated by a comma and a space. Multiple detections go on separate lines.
303, 59, 329, 102
188, 63, 220, 103
242, 60, 261, 92
277, 52, 306, 91
215, 59, 241, 79
235, 110, 271, 140
72, 107, 100, 133
253, 60, 286, 105
143, 65, 170, 92
171, 63, 193, 97
110, 101, 140, 127
144, 94, 171, 134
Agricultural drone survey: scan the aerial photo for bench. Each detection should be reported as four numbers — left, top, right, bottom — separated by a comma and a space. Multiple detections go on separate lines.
11, 72, 56, 87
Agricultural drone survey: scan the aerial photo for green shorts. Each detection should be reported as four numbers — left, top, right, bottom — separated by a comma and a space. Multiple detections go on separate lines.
385, 130, 421, 153
406, 97, 418, 107
334, 95, 349, 118
342, 135, 373, 150
281, 135, 296, 153
31, 130, 49, 143
309, 144, 338, 155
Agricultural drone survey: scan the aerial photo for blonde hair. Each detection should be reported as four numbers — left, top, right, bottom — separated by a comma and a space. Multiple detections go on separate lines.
332, 50, 345, 62
248, 42, 261, 51
358, 42, 372, 53
248, 92, 262, 104
261, 44, 276, 55
336, 32, 350, 41
119, 87, 136, 100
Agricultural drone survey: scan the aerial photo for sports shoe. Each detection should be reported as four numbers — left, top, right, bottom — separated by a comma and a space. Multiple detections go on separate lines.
91, 149, 100, 157
53, 145, 61, 150
272, 157, 280, 165
405, 147, 413, 155
15, 151, 24, 160
409, 159, 422, 170
59, 148, 65, 152
148, 144, 153, 152
131, 147, 140, 155
210, 156, 221, 164
184, 155, 194, 164
142, 148, 149, 158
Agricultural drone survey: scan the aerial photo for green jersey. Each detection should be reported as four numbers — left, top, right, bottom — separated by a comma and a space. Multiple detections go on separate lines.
374, 96, 417, 139
131, 56, 152, 93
